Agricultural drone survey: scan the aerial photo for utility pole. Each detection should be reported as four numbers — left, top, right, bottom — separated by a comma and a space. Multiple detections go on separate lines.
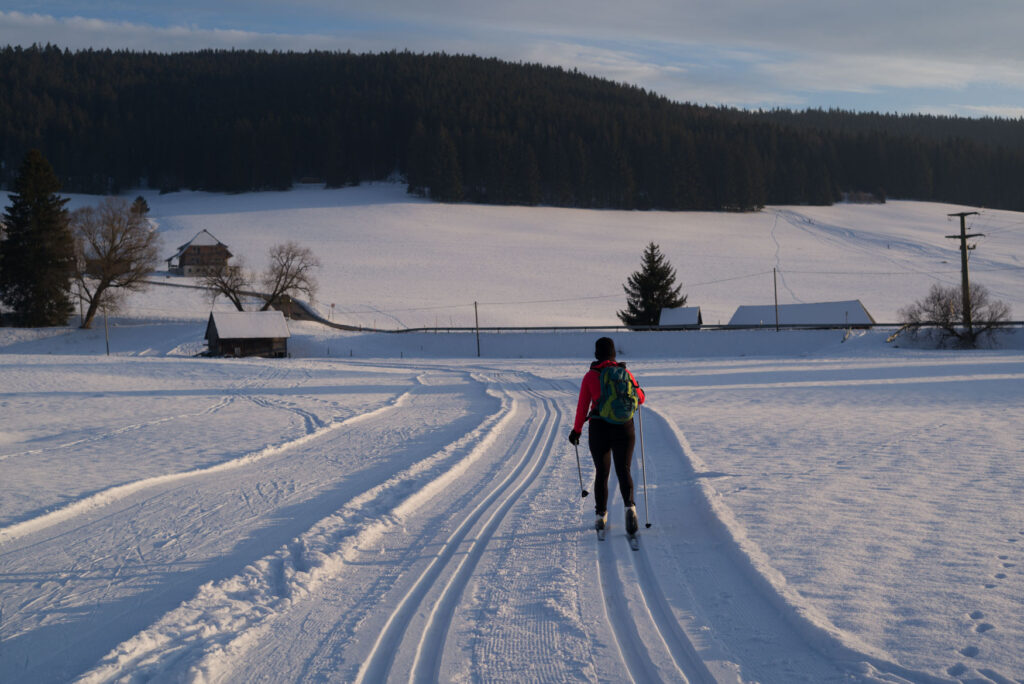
946, 211, 984, 336
103, 303, 110, 356
474, 301, 481, 357
773, 268, 779, 332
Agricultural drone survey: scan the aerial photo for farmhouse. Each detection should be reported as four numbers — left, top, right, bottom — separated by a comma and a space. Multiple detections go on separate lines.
658, 306, 703, 329
205, 311, 291, 358
167, 230, 232, 276
728, 300, 876, 327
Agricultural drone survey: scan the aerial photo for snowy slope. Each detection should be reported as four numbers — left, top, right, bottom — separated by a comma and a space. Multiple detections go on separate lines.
60, 182, 1024, 329
1, 184, 1022, 683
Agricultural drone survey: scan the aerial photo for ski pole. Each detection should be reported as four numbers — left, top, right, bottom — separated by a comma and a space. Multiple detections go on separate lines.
638, 404, 651, 528
574, 442, 589, 498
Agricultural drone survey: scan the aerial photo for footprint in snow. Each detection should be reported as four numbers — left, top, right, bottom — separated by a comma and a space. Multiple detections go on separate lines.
968, 611, 995, 634
960, 646, 980, 658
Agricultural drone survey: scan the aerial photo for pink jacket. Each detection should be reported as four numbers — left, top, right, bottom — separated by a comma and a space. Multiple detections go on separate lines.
573, 360, 645, 432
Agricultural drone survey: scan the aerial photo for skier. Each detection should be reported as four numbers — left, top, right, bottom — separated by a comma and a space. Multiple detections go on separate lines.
568, 337, 645, 538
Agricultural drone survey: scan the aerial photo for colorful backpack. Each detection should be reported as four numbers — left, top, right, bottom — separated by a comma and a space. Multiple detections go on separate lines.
596, 364, 639, 424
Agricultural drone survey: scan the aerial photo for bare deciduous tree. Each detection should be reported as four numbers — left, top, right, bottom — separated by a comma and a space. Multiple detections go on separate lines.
899, 282, 1011, 347
259, 241, 320, 311
200, 241, 319, 313
71, 197, 161, 329
202, 258, 251, 312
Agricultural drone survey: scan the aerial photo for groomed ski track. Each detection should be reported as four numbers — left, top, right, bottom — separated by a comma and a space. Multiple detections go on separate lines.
2, 361, 948, 683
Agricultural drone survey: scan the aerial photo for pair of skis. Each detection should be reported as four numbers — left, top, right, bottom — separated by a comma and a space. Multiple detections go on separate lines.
596, 524, 639, 550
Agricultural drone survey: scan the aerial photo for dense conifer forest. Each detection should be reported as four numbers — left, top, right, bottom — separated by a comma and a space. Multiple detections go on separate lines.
3, 45, 1024, 210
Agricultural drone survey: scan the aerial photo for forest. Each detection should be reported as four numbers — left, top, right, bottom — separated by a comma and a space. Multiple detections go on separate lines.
3, 45, 1024, 211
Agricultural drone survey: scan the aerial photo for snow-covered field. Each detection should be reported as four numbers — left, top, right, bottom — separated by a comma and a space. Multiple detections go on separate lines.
1, 184, 1022, 683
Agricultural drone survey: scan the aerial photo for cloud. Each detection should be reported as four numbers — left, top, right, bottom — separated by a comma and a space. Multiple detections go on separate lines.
5, 4, 1024, 114
956, 105, 1024, 120
0, 11, 340, 52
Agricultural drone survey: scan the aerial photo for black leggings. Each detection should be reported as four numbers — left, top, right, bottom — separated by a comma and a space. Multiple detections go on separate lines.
588, 418, 636, 515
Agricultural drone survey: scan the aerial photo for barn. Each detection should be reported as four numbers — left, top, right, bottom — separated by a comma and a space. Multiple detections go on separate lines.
167, 230, 233, 276
658, 306, 703, 329
728, 300, 876, 328
205, 311, 291, 358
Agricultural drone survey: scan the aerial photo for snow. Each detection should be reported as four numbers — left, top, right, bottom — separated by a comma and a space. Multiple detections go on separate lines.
658, 306, 703, 328
728, 300, 876, 326
169, 228, 228, 254
1, 182, 1022, 683
207, 311, 291, 340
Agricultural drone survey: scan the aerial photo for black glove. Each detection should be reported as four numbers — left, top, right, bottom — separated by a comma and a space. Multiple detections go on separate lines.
568, 430, 581, 446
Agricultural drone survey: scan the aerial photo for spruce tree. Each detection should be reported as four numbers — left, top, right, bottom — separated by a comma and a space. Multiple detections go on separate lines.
618, 242, 686, 327
0, 150, 74, 326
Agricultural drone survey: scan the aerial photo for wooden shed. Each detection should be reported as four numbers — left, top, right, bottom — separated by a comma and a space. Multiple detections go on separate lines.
205, 311, 290, 358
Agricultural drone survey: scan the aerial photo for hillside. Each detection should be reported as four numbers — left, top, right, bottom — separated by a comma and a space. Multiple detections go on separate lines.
53, 183, 1024, 332
1, 188, 1023, 682
5, 47, 1024, 210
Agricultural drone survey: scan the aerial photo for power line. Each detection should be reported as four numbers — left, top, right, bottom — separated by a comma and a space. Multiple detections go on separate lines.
780, 269, 962, 276
682, 271, 774, 288
320, 248, 1022, 321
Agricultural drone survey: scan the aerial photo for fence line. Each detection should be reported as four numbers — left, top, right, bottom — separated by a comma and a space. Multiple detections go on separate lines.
388, 321, 1024, 334
140, 279, 1023, 336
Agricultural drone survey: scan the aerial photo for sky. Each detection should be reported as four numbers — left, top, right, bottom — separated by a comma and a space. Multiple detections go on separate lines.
3, 1, 1024, 118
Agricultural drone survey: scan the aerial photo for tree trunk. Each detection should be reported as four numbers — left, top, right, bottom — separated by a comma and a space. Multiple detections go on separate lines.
79, 281, 110, 329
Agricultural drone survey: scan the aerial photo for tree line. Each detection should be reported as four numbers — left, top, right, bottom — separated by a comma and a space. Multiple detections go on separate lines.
3, 45, 1024, 211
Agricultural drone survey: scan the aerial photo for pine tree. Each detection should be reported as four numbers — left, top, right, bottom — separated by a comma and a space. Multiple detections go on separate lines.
0, 150, 74, 326
131, 195, 150, 216
430, 126, 463, 202
618, 242, 686, 327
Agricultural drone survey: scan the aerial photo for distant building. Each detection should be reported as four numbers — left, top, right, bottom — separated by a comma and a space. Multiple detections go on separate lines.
658, 306, 703, 329
205, 311, 290, 358
728, 300, 876, 327
167, 230, 232, 276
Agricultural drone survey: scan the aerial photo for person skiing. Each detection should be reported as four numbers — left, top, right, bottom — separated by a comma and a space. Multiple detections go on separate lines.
569, 336, 645, 537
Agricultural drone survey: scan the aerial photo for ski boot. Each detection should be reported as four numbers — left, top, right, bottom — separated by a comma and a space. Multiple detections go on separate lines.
595, 511, 608, 540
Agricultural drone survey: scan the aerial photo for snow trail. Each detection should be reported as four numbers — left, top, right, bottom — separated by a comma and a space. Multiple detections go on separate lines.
0, 390, 408, 546
73, 372, 511, 683
645, 405, 956, 683
1, 370, 499, 682
4, 354, 1021, 682
357, 387, 559, 683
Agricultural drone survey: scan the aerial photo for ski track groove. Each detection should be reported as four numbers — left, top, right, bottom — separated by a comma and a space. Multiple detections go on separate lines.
74, 371, 514, 683
0, 393, 238, 463
0, 388, 411, 547
597, 535, 668, 683
410, 388, 562, 683
771, 208, 961, 290
354, 383, 559, 684
629, 541, 718, 683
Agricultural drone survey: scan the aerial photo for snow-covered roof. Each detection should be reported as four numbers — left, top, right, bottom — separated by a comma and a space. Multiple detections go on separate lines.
658, 306, 703, 327
728, 300, 875, 326
169, 230, 228, 260
207, 311, 291, 339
